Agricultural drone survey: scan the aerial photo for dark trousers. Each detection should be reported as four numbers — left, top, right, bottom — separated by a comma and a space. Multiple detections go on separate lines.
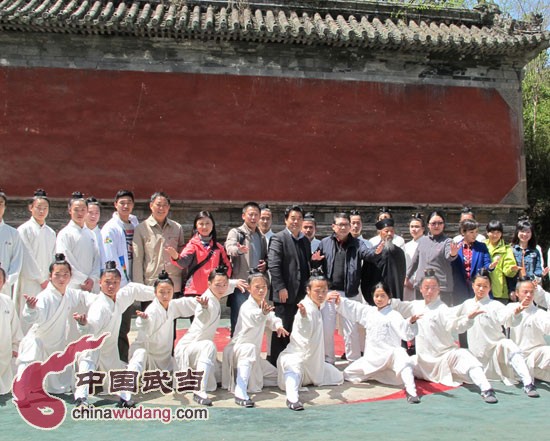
228, 288, 250, 337
118, 305, 134, 363
268, 302, 298, 367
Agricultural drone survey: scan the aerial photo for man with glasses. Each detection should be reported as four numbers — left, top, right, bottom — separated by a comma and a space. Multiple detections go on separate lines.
314, 212, 381, 363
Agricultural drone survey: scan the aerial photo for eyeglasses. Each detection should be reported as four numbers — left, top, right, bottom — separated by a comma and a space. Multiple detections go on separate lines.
334, 223, 350, 228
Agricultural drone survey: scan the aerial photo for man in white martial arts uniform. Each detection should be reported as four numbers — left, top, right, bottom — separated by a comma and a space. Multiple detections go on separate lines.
391, 269, 499, 404
0, 267, 22, 394
56, 192, 100, 292
329, 283, 421, 403
507, 278, 550, 383
222, 271, 288, 407
118, 271, 197, 407
0, 190, 23, 298
101, 190, 140, 363
174, 267, 246, 406
16, 190, 56, 323
72, 261, 155, 406
85, 197, 107, 270
17, 254, 96, 394
454, 270, 539, 397
277, 272, 344, 411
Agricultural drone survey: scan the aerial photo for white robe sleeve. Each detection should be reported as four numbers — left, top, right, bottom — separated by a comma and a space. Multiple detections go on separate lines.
534, 285, 550, 309
169, 297, 197, 318
266, 310, 283, 332
493, 300, 522, 328
335, 297, 372, 325
390, 311, 418, 342
443, 306, 474, 335
118, 283, 156, 308
534, 312, 550, 335
390, 299, 415, 319
79, 301, 110, 336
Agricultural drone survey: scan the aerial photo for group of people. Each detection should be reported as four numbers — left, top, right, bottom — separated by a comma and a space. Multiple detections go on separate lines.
0, 189, 549, 411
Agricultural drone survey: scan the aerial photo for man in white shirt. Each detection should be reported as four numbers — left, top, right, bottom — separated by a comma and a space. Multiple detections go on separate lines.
101, 190, 139, 363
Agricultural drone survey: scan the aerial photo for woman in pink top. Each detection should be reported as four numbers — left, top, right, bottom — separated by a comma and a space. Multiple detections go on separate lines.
167, 210, 232, 296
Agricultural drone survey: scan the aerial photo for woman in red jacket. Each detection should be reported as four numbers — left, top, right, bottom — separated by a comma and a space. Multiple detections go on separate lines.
167, 211, 232, 296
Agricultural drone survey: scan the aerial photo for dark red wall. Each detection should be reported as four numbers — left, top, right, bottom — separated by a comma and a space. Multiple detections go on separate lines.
0, 67, 520, 204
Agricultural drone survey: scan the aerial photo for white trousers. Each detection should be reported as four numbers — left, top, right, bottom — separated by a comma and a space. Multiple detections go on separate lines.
322, 291, 362, 363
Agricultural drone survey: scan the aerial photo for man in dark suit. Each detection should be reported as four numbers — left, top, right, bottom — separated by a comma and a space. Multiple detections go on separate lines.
268, 205, 311, 366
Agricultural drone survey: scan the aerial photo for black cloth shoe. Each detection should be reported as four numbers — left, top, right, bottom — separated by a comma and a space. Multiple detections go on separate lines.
235, 397, 255, 408
406, 392, 421, 404
524, 383, 540, 398
481, 389, 498, 404
193, 393, 213, 406
286, 399, 304, 411
116, 398, 136, 408
74, 398, 90, 407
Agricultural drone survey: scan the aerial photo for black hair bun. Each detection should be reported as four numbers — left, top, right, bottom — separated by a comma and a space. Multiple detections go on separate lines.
71, 191, 84, 199
310, 268, 324, 277
477, 267, 491, 278
248, 267, 262, 275
214, 265, 228, 275
157, 270, 170, 280
34, 188, 47, 197
105, 261, 117, 270
424, 268, 436, 277
55, 253, 66, 262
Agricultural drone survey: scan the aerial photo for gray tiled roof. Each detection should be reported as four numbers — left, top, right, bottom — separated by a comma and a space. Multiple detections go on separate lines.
0, 0, 548, 57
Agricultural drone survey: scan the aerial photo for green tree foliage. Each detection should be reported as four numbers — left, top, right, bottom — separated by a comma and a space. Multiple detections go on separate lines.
523, 51, 550, 249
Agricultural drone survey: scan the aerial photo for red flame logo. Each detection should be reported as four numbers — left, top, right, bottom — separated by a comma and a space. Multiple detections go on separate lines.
12, 333, 108, 430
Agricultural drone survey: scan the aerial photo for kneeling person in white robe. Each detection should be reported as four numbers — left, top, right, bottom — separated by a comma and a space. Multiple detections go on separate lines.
174, 267, 245, 406
392, 269, 498, 404
118, 271, 198, 407
330, 281, 421, 403
454, 269, 538, 397
222, 272, 288, 407
73, 261, 155, 406
277, 272, 344, 411
507, 278, 550, 384
17, 254, 96, 395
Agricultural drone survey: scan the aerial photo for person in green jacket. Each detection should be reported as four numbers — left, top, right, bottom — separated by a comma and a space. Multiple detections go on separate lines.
485, 220, 518, 304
